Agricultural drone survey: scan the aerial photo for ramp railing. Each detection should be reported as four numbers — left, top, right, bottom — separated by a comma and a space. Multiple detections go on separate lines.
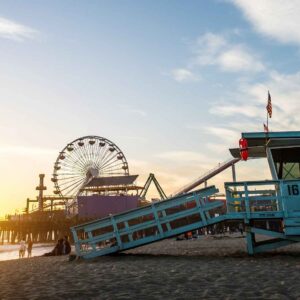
71, 186, 224, 259
225, 179, 300, 217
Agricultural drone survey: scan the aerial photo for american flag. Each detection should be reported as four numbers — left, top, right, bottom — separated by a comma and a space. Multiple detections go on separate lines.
266, 91, 272, 118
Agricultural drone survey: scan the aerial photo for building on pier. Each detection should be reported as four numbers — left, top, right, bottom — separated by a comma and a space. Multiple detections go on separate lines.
74, 175, 143, 219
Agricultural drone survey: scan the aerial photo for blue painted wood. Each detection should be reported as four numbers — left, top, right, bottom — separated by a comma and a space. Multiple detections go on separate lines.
81, 214, 229, 259
242, 131, 300, 139
284, 219, 300, 226
227, 179, 300, 253
226, 211, 284, 219
285, 227, 300, 235
151, 204, 163, 236
119, 220, 157, 235
110, 215, 122, 249
195, 197, 207, 226
71, 186, 223, 259
253, 239, 297, 254
250, 227, 287, 239
248, 227, 300, 242
79, 231, 116, 245
124, 221, 133, 242
71, 178, 300, 258
246, 231, 254, 255
71, 228, 81, 256
161, 210, 171, 231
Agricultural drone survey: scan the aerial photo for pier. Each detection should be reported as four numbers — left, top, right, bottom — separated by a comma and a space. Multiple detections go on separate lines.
0, 211, 74, 244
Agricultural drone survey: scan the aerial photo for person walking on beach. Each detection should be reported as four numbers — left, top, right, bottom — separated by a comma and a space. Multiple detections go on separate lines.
19, 238, 26, 258
27, 238, 33, 258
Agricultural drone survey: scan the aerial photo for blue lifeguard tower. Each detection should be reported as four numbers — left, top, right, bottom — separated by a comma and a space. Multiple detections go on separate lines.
71, 131, 300, 258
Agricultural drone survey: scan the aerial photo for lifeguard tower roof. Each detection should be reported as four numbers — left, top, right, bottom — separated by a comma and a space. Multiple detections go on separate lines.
229, 131, 300, 159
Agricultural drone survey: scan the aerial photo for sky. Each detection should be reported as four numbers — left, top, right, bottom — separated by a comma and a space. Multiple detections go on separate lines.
0, 0, 300, 216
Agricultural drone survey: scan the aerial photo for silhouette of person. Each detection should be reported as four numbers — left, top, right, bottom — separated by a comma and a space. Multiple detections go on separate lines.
63, 236, 71, 255
27, 238, 33, 257
19, 238, 26, 258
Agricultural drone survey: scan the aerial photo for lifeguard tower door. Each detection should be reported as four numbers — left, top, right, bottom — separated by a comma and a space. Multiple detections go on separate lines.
268, 145, 300, 225
268, 145, 300, 236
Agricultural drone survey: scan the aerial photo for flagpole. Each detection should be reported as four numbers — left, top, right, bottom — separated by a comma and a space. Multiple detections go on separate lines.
266, 90, 271, 132
267, 90, 269, 131
265, 101, 268, 146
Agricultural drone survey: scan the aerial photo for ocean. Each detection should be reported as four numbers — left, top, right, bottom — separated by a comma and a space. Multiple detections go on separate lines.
0, 244, 56, 261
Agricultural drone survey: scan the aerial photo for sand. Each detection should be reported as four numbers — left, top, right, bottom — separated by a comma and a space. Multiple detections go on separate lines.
1, 235, 300, 299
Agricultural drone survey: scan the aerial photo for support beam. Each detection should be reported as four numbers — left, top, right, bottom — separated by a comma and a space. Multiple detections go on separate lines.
246, 226, 300, 254
36, 174, 47, 211
232, 164, 236, 182
254, 239, 297, 254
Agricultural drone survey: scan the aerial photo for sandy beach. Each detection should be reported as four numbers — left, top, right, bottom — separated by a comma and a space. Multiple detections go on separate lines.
1, 235, 300, 299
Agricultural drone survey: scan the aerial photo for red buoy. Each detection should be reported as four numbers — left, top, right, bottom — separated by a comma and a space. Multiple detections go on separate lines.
239, 138, 248, 161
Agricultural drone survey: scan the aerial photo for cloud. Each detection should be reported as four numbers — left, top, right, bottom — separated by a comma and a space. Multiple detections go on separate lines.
126, 108, 147, 117
193, 32, 265, 73
194, 32, 228, 65
122, 136, 148, 143
186, 123, 240, 144
241, 71, 300, 128
186, 123, 238, 153
230, 0, 300, 45
0, 145, 56, 156
218, 46, 265, 72
155, 150, 208, 163
154, 149, 216, 169
170, 68, 199, 82
207, 70, 300, 140
118, 105, 147, 117
205, 127, 239, 144
209, 103, 262, 118
128, 158, 151, 169
0, 17, 38, 41
169, 31, 265, 83
206, 143, 229, 155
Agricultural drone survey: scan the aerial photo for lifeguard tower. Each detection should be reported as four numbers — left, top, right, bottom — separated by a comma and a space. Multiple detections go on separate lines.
226, 131, 300, 254
71, 131, 300, 258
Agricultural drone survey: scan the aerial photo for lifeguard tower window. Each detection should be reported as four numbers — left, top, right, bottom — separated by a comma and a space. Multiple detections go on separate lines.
271, 147, 300, 179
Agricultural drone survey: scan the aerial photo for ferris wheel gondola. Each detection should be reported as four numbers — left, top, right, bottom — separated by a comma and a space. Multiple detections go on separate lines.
52, 136, 129, 198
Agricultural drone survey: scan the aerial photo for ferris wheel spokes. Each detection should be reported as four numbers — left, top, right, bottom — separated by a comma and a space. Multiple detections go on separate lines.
53, 136, 129, 197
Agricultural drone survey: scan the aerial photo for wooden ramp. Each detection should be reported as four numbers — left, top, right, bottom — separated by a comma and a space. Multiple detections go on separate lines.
71, 178, 300, 258
71, 186, 225, 259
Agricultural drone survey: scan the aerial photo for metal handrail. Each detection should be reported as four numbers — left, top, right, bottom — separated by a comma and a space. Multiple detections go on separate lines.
174, 157, 240, 196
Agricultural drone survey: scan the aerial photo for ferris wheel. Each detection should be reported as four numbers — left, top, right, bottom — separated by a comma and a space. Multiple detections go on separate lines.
52, 136, 129, 197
